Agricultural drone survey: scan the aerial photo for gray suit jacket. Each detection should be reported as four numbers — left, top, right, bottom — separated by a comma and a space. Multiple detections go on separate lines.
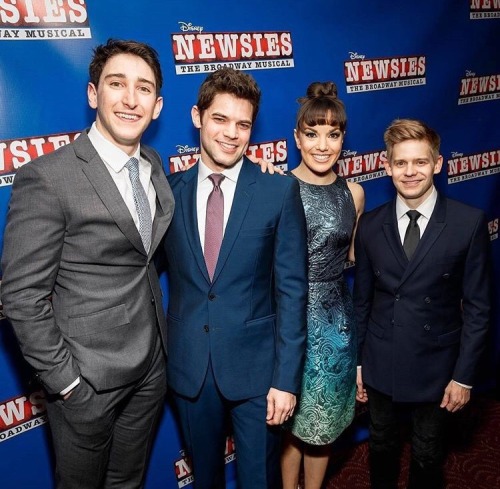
1, 131, 174, 394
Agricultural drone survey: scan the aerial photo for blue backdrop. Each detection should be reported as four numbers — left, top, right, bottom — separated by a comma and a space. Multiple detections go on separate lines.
0, 1, 499, 487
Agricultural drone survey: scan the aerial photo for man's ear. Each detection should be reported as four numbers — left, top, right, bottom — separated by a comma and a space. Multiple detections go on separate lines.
152, 97, 163, 120
383, 159, 393, 176
88, 82, 98, 109
433, 155, 444, 174
191, 105, 202, 128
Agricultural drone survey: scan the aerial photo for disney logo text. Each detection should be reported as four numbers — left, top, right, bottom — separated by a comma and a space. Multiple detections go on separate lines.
176, 144, 199, 154
178, 22, 204, 33
349, 52, 365, 60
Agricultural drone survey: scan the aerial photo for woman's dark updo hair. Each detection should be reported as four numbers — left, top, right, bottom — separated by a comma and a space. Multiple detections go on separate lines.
295, 81, 347, 132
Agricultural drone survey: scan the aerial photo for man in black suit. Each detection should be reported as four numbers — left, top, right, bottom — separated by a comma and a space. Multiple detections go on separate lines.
354, 119, 490, 489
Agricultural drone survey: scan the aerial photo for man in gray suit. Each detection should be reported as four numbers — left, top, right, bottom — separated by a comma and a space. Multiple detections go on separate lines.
1, 39, 174, 488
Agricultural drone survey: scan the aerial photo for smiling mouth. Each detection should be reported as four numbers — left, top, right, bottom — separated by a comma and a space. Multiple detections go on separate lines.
218, 141, 238, 151
116, 112, 140, 121
312, 154, 331, 162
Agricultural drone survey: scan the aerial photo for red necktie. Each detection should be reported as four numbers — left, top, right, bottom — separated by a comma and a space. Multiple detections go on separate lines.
204, 173, 225, 280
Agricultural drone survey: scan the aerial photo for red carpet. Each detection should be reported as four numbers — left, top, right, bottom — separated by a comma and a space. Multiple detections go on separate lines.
322, 396, 500, 489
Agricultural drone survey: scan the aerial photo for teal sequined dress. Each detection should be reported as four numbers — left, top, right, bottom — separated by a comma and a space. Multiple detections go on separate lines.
289, 174, 357, 445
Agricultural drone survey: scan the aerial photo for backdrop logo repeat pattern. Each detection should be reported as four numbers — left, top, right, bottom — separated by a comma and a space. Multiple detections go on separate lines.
0, 0, 91, 40
337, 149, 387, 183
173, 436, 236, 487
168, 139, 288, 174
171, 28, 294, 74
344, 53, 426, 93
458, 71, 500, 104
0, 131, 81, 186
489, 218, 499, 241
447, 149, 500, 184
0, 390, 47, 443
470, 0, 500, 19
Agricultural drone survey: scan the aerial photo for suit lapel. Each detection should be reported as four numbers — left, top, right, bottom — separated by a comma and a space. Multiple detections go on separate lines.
75, 133, 146, 254
399, 193, 447, 286
147, 150, 174, 256
383, 200, 408, 270
178, 168, 211, 283
212, 159, 256, 283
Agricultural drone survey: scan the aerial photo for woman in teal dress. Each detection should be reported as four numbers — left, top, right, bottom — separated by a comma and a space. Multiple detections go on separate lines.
281, 82, 365, 489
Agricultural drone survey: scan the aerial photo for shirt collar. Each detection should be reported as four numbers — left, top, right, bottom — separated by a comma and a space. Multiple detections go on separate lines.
396, 186, 438, 221
197, 157, 244, 184
88, 122, 141, 172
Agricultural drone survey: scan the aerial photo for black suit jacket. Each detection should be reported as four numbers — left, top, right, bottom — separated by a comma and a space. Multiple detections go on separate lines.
354, 192, 490, 402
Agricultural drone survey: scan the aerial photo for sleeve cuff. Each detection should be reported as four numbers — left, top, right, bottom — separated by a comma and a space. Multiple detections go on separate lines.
60, 377, 80, 395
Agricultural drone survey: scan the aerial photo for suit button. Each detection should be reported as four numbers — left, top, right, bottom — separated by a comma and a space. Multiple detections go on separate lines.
208, 293, 216, 301
395, 294, 400, 301
151, 298, 155, 304
423, 324, 431, 331
442, 273, 450, 279
375, 270, 381, 277
204, 325, 209, 333
424, 297, 431, 304
391, 319, 395, 325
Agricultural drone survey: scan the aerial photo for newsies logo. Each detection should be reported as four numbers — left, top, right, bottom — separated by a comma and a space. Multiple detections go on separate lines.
0, 390, 47, 442
470, 0, 500, 19
344, 52, 426, 93
174, 436, 236, 487
171, 23, 294, 75
447, 149, 500, 183
0, 0, 91, 40
458, 70, 500, 104
0, 131, 81, 186
337, 149, 388, 183
488, 218, 499, 241
168, 139, 288, 174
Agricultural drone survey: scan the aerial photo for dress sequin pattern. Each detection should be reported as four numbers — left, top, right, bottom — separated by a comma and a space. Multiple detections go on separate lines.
290, 174, 357, 445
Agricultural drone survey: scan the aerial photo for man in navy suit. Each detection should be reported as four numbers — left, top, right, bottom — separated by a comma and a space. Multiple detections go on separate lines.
354, 119, 490, 489
164, 68, 308, 488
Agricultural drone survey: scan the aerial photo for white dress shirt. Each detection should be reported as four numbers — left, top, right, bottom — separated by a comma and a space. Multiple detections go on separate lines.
395, 186, 437, 243
88, 122, 156, 227
196, 158, 243, 252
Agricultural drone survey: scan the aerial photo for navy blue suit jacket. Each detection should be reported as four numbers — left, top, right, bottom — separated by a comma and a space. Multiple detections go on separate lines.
354, 193, 490, 402
164, 158, 308, 401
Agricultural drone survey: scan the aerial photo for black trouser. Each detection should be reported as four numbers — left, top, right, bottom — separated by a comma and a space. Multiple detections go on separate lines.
366, 385, 447, 489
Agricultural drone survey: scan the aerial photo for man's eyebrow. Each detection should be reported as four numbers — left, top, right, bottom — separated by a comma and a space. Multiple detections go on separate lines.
104, 73, 156, 87
104, 72, 126, 81
137, 76, 156, 87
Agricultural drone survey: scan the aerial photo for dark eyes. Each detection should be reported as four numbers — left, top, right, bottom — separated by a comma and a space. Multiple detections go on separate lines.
304, 131, 341, 139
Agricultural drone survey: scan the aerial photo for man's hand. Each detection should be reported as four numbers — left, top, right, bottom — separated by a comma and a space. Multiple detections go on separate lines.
62, 388, 75, 401
440, 380, 470, 412
356, 367, 368, 403
266, 388, 296, 425
247, 155, 285, 175
179, 160, 197, 172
